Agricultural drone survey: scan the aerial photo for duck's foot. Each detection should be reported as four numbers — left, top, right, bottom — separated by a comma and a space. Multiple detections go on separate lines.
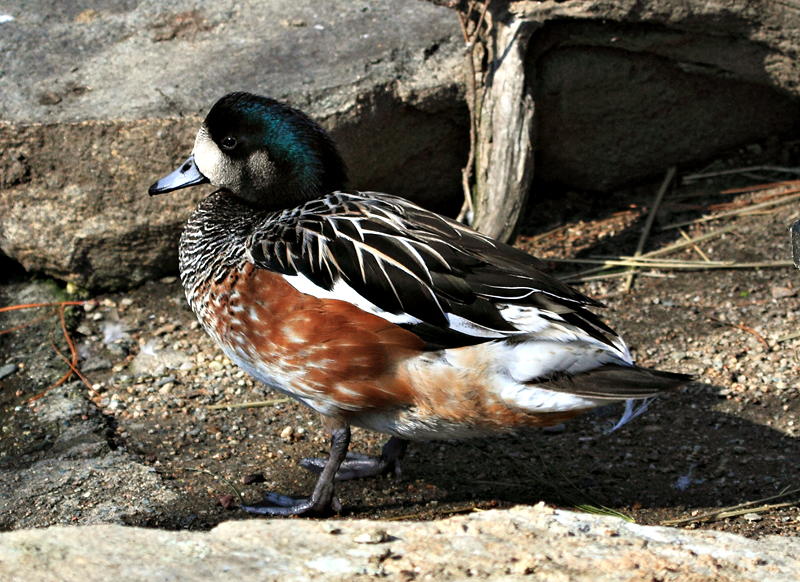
300, 436, 407, 481
240, 425, 351, 517
240, 491, 343, 516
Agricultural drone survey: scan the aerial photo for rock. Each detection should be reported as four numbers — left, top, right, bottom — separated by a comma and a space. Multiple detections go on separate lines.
520, 4, 800, 191
772, 286, 797, 299
0, 0, 467, 290
1, 505, 799, 581
0, 382, 179, 530
6, 0, 800, 286
128, 345, 192, 377
0, 362, 17, 380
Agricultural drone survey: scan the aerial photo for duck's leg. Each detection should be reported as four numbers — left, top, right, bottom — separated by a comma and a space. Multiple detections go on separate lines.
240, 424, 351, 516
300, 436, 408, 480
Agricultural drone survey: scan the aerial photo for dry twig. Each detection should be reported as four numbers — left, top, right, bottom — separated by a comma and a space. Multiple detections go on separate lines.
662, 191, 800, 230
455, 0, 491, 224
207, 398, 291, 410
0, 301, 93, 403
682, 165, 800, 182
623, 167, 676, 292
662, 486, 800, 526
709, 317, 770, 350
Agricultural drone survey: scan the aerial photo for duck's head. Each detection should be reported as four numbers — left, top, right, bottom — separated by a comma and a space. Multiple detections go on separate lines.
149, 92, 348, 209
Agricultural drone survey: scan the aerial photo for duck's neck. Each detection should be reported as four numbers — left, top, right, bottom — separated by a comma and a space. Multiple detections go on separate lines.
179, 191, 268, 313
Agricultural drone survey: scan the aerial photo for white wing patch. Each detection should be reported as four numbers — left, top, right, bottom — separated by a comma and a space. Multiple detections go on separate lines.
281, 274, 422, 326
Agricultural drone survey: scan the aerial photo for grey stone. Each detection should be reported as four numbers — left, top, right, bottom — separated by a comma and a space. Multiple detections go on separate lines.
128, 345, 192, 377
0, 0, 467, 289
0, 383, 179, 530
4, 0, 800, 287
1, 504, 799, 581
0, 362, 17, 380
515, 2, 800, 191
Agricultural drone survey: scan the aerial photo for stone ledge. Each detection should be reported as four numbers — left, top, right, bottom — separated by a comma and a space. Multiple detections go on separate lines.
1, 505, 798, 581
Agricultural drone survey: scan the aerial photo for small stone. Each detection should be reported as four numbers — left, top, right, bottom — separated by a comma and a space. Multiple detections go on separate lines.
81, 356, 112, 373
154, 324, 177, 336
543, 423, 566, 435
219, 495, 235, 510
0, 363, 17, 380
241, 473, 266, 485
158, 383, 173, 395
353, 529, 391, 544
771, 286, 796, 299
280, 426, 294, 441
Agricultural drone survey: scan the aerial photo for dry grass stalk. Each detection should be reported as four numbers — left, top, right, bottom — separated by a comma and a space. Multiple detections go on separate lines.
207, 398, 291, 410
561, 225, 738, 282
709, 317, 770, 350
624, 167, 676, 292
662, 486, 800, 526
550, 257, 792, 269
682, 165, 800, 182
662, 191, 800, 230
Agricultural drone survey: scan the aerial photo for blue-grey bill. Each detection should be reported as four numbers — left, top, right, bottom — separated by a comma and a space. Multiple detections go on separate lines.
149, 155, 209, 195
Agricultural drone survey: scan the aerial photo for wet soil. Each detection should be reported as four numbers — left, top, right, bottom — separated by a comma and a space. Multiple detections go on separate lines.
2, 155, 799, 538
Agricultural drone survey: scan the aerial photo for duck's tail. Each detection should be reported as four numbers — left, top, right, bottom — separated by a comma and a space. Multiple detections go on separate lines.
528, 364, 692, 432
531, 364, 692, 400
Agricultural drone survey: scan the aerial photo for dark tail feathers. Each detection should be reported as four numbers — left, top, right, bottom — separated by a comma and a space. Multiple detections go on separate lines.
531, 364, 692, 400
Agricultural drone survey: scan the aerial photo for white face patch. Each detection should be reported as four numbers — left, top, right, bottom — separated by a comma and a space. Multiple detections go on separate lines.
192, 125, 239, 190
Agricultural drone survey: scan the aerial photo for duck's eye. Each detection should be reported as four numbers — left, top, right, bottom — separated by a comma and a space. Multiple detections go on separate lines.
220, 136, 237, 151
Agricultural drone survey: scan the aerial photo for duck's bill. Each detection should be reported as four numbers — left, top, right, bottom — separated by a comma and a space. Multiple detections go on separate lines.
149, 155, 209, 196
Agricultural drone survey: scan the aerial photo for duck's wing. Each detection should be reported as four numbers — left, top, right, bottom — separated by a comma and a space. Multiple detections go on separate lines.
247, 192, 617, 349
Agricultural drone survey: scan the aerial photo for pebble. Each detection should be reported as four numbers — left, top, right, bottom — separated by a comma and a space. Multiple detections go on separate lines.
0, 363, 17, 380
280, 426, 294, 441
543, 424, 566, 435
771, 286, 796, 299
353, 529, 391, 544
241, 473, 266, 485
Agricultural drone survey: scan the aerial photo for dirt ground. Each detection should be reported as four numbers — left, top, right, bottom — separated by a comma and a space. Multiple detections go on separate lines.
2, 145, 800, 538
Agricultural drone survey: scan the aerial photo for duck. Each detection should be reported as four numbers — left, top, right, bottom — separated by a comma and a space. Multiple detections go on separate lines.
149, 92, 691, 516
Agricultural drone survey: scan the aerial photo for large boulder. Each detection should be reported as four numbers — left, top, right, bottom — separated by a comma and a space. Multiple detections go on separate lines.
2, 504, 799, 581
0, 0, 467, 289
3, 0, 800, 288
519, 0, 800, 191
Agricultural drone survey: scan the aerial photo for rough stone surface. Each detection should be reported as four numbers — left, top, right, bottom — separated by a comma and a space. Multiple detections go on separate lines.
0, 382, 179, 529
2, 504, 800, 581
0, 0, 467, 289
517, 0, 800, 191
3, 1, 800, 286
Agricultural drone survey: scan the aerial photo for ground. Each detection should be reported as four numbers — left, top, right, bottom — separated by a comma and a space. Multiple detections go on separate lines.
1, 147, 799, 538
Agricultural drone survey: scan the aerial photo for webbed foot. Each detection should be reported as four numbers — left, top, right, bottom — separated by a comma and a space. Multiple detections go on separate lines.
240, 425, 351, 517
300, 436, 407, 480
